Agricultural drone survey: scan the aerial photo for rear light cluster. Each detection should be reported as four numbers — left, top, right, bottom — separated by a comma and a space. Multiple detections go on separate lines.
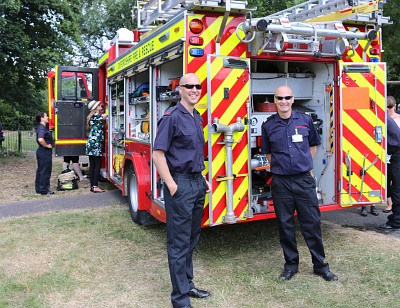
189, 19, 204, 57
369, 37, 380, 62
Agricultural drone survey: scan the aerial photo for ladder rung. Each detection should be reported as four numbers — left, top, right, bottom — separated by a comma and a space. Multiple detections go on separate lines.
136, 0, 248, 29
267, 0, 371, 22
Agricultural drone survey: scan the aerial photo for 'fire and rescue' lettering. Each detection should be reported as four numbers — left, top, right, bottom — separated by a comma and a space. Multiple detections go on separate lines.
117, 40, 154, 72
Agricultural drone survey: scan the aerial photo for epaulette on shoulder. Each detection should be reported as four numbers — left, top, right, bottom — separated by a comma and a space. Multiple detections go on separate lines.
265, 113, 277, 123
163, 106, 177, 116
157, 106, 178, 126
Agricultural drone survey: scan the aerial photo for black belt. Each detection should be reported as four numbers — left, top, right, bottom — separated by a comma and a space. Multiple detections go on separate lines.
171, 172, 203, 179
273, 171, 311, 177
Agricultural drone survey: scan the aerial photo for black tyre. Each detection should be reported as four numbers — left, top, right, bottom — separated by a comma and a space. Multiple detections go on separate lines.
126, 167, 157, 225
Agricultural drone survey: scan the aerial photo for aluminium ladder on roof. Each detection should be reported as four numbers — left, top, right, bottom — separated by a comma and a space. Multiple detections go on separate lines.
266, 0, 388, 23
135, 0, 248, 29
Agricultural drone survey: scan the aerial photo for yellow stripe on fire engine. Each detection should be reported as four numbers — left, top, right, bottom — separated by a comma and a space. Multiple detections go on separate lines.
212, 145, 249, 224
220, 30, 243, 57
55, 140, 87, 145
342, 111, 384, 155
98, 51, 109, 66
188, 15, 244, 65
342, 137, 384, 183
341, 161, 383, 205
340, 62, 386, 205
108, 19, 185, 77
207, 55, 250, 224
187, 15, 232, 65
54, 66, 59, 139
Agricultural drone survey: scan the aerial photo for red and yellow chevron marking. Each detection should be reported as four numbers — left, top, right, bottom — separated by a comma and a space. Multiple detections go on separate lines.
207, 55, 250, 225
185, 13, 248, 226
342, 25, 381, 63
340, 63, 386, 206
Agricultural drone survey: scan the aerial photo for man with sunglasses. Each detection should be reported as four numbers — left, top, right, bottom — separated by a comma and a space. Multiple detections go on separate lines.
153, 73, 211, 308
261, 85, 338, 282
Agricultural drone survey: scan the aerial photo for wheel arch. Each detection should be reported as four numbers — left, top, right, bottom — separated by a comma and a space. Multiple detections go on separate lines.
123, 152, 151, 212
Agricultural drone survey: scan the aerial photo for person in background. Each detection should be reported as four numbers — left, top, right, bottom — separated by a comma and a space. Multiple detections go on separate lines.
377, 114, 400, 230
86, 100, 106, 193
261, 85, 338, 282
62, 156, 85, 181
34, 112, 55, 195
383, 96, 400, 213
153, 73, 211, 308
0, 120, 4, 146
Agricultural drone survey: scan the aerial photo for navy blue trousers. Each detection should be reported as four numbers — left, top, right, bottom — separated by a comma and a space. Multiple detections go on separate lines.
35, 147, 52, 194
271, 173, 329, 273
164, 173, 206, 308
387, 153, 400, 227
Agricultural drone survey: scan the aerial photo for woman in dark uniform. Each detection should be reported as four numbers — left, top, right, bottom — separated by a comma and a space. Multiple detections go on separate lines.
34, 112, 54, 195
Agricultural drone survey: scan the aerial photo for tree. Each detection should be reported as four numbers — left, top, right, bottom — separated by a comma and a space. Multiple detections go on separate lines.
76, 0, 135, 66
248, 0, 297, 17
0, 0, 83, 128
382, 0, 400, 98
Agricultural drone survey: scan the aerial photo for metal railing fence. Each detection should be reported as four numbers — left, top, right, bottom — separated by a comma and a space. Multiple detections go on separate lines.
0, 130, 37, 154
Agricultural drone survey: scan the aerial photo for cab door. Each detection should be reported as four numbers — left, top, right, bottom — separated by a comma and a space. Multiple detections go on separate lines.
206, 55, 251, 226
54, 66, 99, 156
339, 62, 386, 206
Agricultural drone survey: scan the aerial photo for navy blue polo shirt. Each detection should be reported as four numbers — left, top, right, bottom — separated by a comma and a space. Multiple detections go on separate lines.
261, 110, 321, 175
153, 102, 205, 173
387, 116, 400, 154
36, 124, 54, 148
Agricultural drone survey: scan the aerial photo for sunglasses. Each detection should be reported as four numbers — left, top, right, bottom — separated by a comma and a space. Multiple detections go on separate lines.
388, 105, 395, 109
180, 84, 202, 90
275, 95, 293, 100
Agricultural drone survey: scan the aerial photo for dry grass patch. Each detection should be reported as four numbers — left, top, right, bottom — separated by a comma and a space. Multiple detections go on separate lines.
0, 155, 114, 203
1, 207, 400, 307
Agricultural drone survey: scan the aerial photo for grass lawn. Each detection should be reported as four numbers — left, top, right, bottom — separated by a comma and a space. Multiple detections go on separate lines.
0, 206, 399, 307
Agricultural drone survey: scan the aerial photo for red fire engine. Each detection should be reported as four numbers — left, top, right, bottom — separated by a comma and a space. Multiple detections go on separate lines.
48, 0, 391, 226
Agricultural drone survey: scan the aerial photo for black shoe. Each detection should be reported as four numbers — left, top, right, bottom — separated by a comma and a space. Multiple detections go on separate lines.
370, 206, 379, 216
360, 207, 368, 217
279, 270, 298, 281
382, 209, 392, 213
41, 191, 55, 195
377, 223, 400, 230
189, 287, 210, 299
314, 270, 338, 281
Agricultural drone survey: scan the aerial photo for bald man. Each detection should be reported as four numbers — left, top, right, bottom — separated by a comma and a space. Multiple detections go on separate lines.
261, 85, 337, 282
153, 73, 211, 308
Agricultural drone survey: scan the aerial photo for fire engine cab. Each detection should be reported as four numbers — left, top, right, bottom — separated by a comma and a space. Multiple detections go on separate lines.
48, 0, 392, 226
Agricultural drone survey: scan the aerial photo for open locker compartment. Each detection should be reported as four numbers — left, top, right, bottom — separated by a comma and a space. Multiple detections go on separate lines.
248, 59, 338, 215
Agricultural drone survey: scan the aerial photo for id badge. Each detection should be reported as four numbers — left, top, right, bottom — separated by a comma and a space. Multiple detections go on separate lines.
292, 129, 303, 143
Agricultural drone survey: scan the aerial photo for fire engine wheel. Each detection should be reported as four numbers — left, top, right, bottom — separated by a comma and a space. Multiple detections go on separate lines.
127, 168, 143, 224
127, 167, 154, 225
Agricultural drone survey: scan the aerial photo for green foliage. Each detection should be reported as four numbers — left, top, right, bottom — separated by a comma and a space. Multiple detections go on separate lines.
78, 0, 135, 65
0, 0, 82, 126
248, 0, 295, 17
382, 0, 400, 99
0, 99, 32, 130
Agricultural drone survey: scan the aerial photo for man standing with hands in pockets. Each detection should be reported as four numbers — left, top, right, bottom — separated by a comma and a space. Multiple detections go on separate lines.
153, 73, 211, 308
261, 85, 338, 282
